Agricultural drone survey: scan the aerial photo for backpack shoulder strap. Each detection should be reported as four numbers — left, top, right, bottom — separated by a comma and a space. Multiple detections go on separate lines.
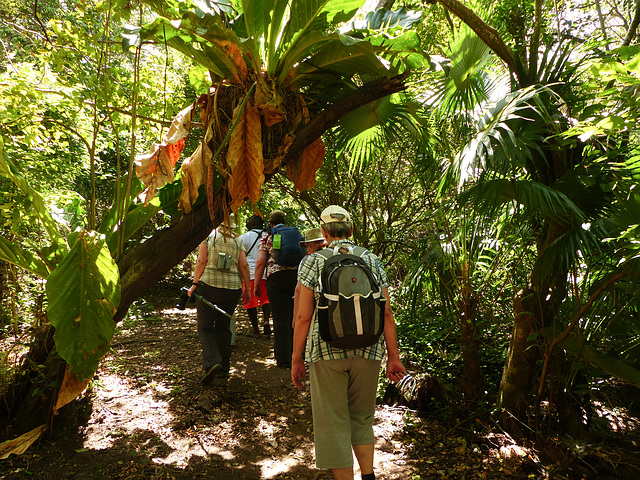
246, 230, 262, 255
352, 245, 367, 257
317, 248, 333, 260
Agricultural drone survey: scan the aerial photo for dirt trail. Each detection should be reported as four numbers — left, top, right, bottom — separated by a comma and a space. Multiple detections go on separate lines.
0, 288, 416, 479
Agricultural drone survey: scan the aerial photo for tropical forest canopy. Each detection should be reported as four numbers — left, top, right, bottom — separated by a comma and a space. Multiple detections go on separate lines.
1, 0, 639, 445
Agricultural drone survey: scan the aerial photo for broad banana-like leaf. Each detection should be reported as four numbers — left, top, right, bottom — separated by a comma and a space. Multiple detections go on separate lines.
135, 103, 193, 204
277, 0, 365, 79
53, 365, 90, 415
560, 330, 640, 386
240, 0, 289, 71
287, 137, 325, 190
368, 30, 429, 71
281, 0, 365, 51
105, 197, 162, 254
130, 14, 248, 83
0, 236, 51, 278
227, 103, 264, 210
47, 231, 120, 381
291, 36, 387, 86
360, 7, 422, 30
0, 138, 67, 258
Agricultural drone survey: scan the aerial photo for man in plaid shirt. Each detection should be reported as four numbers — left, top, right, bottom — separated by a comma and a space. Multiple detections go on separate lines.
291, 205, 405, 480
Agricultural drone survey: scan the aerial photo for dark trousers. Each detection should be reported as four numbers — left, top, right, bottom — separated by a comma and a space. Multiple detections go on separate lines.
266, 269, 297, 366
196, 283, 241, 374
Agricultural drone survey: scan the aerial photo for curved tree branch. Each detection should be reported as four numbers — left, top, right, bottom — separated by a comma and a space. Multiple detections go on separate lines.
427, 0, 522, 84
623, 0, 640, 46
114, 72, 410, 320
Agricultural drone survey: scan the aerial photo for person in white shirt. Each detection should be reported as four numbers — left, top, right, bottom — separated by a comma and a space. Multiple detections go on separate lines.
239, 215, 271, 337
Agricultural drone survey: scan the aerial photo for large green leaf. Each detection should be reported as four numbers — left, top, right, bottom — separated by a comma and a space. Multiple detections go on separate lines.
129, 14, 247, 80
236, 0, 289, 72
47, 231, 120, 381
0, 236, 50, 278
277, 0, 365, 77
289, 36, 386, 86
362, 7, 422, 30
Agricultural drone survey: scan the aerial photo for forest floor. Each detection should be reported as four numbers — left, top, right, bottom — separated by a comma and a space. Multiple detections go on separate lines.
1, 281, 640, 479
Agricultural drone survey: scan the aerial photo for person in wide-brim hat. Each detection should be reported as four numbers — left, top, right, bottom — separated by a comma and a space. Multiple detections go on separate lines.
299, 227, 325, 249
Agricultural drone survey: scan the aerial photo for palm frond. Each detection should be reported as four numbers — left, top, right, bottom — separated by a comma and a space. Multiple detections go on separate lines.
423, 22, 508, 124
459, 178, 586, 225
334, 95, 429, 171
532, 223, 605, 285
440, 85, 556, 192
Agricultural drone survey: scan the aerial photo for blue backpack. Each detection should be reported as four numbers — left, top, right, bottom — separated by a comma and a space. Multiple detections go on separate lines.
268, 225, 306, 266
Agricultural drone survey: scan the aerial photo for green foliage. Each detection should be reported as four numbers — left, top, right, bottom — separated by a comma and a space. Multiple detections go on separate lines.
46, 231, 120, 381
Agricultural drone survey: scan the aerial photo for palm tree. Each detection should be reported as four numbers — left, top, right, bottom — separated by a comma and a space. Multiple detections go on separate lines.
426, 0, 640, 435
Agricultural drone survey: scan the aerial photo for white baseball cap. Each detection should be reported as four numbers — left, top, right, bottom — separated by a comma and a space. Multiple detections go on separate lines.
320, 205, 351, 224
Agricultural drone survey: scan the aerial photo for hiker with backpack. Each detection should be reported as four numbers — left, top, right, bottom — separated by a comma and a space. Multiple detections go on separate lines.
187, 221, 251, 385
239, 215, 271, 337
291, 205, 405, 480
253, 209, 306, 369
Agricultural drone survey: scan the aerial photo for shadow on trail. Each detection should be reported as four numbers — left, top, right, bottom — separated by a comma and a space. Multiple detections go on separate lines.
1, 284, 332, 479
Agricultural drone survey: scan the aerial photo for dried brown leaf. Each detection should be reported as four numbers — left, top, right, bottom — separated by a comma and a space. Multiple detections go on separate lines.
179, 130, 213, 214
134, 104, 194, 204
227, 103, 264, 210
53, 365, 90, 415
215, 41, 248, 84
287, 137, 325, 191
0, 425, 47, 460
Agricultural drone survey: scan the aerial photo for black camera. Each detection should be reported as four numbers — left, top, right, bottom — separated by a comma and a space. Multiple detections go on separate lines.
176, 286, 197, 310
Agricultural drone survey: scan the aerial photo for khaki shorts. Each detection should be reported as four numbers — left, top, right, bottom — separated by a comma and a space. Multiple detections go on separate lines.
309, 356, 382, 469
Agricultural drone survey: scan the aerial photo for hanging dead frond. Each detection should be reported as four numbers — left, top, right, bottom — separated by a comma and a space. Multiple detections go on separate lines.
179, 130, 213, 214
227, 102, 264, 211
135, 104, 194, 204
287, 137, 325, 191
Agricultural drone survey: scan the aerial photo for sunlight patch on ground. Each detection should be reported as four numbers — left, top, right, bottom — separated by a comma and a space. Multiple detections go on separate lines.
83, 374, 175, 451
372, 406, 412, 474
594, 401, 640, 433
258, 455, 300, 478
82, 371, 218, 468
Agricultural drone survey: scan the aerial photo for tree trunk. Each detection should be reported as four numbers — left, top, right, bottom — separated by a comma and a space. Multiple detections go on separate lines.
459, 297, 483, 406
0, 323, 62, 434
496, 288, 543, 435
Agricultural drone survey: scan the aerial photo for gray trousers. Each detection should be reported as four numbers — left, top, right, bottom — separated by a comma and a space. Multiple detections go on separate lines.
195, 283, 241, 374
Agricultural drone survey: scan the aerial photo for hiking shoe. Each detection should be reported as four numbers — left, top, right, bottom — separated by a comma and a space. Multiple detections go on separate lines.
263, 323, 272, 336
202, 363, 222, 385
247, 331, 261, 338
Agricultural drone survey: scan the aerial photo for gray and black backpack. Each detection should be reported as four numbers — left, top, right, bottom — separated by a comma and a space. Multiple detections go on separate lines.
316, 245, 386, 349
